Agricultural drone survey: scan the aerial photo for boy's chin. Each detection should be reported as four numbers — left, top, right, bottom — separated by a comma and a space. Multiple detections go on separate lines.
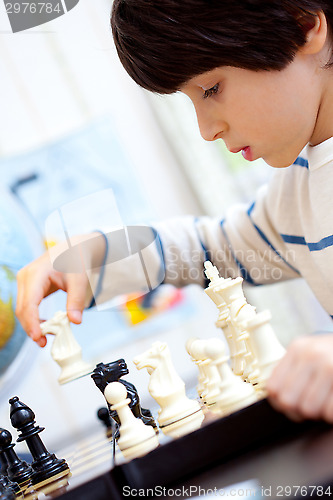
264, 156, 299, 169
270, 162, 293, 169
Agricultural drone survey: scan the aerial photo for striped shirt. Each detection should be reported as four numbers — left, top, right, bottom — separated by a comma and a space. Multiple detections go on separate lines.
155, 137, 333, 317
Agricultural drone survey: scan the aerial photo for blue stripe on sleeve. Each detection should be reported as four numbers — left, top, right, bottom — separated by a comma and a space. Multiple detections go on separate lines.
308, 234, 333, 251
88, 231, 108, 308
247, 203, 300, 275
194, 217, 211, 287
194, 217, 211, 262
155, 230, 166, 285
281, 233, 333, 252
220, 219, 255, 285
293, 157, 309, 168
280, 234, 307, 245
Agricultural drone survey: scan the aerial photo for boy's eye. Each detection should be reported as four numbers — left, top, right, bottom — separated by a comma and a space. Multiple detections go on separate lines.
203, 83, 220, 99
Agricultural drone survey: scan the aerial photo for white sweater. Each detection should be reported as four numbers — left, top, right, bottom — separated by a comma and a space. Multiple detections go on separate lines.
97, 138, 333, 318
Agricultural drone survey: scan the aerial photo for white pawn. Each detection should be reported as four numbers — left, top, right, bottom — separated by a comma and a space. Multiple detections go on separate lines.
40, 311, 93, 384
104, 382, 159, 460
204, 338, 258, 416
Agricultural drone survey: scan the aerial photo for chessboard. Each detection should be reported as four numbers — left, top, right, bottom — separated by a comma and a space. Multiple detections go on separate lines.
4, 263, 333, 499
11, 397, 333, 500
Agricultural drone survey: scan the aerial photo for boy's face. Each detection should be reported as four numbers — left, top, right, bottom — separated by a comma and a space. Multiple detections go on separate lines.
181, 53, 323, 168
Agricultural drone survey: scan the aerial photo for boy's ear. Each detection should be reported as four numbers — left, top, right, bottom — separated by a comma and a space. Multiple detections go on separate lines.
300, 11, 328, 55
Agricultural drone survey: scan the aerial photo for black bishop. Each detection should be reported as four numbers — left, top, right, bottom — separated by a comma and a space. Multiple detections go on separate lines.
9, 397, 70, 485
0, 428, 32, 487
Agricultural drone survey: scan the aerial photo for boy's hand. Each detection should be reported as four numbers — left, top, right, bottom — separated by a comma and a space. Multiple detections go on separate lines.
16, 232, 106, 347
266, 334, 333, 423
16, 253, 90, 348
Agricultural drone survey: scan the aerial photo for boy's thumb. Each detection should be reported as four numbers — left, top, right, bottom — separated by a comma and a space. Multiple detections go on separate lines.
66, 275, 87, 324
68, 309, 82, 324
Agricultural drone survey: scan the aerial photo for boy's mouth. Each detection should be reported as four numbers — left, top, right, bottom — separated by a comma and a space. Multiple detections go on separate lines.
229, 145, 254, 162
241, 146, 253, 161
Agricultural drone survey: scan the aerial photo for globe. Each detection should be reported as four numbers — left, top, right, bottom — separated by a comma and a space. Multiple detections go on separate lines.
0, 186, 44, 383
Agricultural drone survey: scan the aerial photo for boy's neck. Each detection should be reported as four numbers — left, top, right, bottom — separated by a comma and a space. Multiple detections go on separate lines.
310, 73, 333, 146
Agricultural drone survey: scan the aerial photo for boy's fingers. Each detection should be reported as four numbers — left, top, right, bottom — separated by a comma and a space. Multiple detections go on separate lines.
16, 267, 44, 332
15, 270, 25, 317
66, 273, 89, 324
323, 393, 333, 423
16, 276, 44, 345
37, 335, 47, 348
67, 310, 82, 324
266, 349, 296, 394
17, 268, 65, 337
267, 394, 303, 422
267, 335, 333, 423
18, 302, 42, 341
298, 372, 331, 419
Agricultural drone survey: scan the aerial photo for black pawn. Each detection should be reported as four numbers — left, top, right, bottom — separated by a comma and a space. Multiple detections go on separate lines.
0, 481, 15, 500
97, 407, 112, 430
9, 397, 70, 485
0, 428, 32, 487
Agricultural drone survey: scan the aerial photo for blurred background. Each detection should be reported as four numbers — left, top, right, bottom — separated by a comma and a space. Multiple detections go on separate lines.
0, 0, 331, 451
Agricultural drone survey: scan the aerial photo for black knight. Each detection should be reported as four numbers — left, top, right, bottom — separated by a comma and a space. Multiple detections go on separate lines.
91, 360, 157, 432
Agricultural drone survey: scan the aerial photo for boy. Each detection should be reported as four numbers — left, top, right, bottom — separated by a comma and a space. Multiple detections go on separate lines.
16, 1, 333, 423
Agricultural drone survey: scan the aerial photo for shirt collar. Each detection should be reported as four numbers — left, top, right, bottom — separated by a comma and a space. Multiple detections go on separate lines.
306, 136, 333, 171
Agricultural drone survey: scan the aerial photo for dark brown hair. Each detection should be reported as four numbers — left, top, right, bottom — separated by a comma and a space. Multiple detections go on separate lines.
111, 0, 333, 94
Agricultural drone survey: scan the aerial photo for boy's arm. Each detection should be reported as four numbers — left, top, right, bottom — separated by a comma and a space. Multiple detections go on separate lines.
93, 171, 299, 305
151, 185, 299, 289
90, 174, 299, 310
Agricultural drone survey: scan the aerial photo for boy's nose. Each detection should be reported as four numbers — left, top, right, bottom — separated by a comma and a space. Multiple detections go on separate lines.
196, 110, 226, 142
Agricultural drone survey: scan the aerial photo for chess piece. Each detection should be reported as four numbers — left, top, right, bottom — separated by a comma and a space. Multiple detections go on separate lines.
0, 475, 21, 496
0, 481, 16, 500
204, 262, 248, 375
97, 407, 112, 430
0, 451, 8, 477
239, 310, 286, 389
104, 382, 159, 460
203, 261, 234, 360
185, 337, 207, 398
40, 311, 93, 384
91, 360, 157, 432
0, 429, 32, 487
204, 338, 258, 415
133, 342, 204, 438
9, 397, 70, 485
187, 338, 222, 406
204, 261, 259, 381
